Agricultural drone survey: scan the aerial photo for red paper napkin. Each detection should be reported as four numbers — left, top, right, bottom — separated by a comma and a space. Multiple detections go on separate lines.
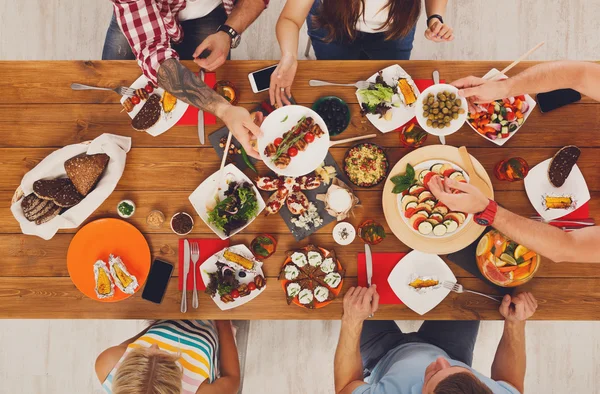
176, 72, 217, 126
393, 79, 444, 130
357, 252, 407, 304
178, 238, 230, 291
559, 202, 589, 220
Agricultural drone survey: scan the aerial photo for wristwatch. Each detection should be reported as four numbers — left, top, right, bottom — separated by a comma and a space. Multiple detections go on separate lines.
217, 24, 241, 49
426, 14, 444, 27
473, 199, 498, 226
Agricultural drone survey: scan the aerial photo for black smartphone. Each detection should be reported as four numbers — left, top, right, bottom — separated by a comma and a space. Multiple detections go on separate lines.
537, 88, 581, 113
248, 64, 277, 93
142, 259, 174, 304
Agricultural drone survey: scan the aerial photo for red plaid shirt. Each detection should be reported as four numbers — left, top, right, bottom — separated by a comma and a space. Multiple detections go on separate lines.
111, 0, 268, 84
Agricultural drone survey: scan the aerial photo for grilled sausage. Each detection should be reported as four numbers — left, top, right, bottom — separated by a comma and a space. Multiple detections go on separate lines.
274, 154, 291, 169
263, 143, 277, 157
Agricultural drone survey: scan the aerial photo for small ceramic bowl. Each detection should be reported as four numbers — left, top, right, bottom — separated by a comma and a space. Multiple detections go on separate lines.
333, 222, 356, 246
170, 212, 194, 236
312, 96, 351, 136
117, 200, 136, 218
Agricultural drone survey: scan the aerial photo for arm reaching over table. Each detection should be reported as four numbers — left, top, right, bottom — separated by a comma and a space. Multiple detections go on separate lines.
491, 292, 538, 394
428, 175, 600, 263
451, 61, 600, 111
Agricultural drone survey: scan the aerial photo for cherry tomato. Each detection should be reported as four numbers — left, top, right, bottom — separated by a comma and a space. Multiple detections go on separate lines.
248, 282, 257, 291
230, 289, 240, 299
287, 147, 298, 157
304, 132, 315, 143
131, 95, 141, 105
274, 137, 283, 148
144, 83, 154, 93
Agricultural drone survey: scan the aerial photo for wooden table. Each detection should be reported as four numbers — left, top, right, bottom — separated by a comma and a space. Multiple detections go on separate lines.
1, 60, 599, 320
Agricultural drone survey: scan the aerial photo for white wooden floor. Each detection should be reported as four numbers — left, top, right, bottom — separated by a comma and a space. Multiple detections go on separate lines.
1, 0, 600, 393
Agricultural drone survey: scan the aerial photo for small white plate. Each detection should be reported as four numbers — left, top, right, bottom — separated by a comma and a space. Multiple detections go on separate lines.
397, 159, 472, 239
465, 68, 537, 146
415, 84, 468, 137
120, 74, 189, 137
188, 163, 265, 240
387, 250, 455, 316
355, 64, 420, 133
258, 105, 330, 177
200, 244, 267, 311
524, 158, 590, 221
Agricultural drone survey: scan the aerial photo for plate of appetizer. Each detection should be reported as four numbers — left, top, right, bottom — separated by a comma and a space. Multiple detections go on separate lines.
356, 65, 420, 133
67, 218, 150, 302
415, 84, 468, 137
201, 245, 267, 311
120, 75, 189, 136
387, 250, 455, 315
258, 105, 330, 177
343, 143, 389, 187
279, 245, 345, 309
382, 145, 494, 254
189, 163, 265, 240
394, 160, 471, 238
524, 146, 589, 221
466, 69, 536, 146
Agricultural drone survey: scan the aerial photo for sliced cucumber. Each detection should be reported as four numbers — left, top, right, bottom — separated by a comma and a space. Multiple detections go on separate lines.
449, 171, 464, 180
430, 213, 444, 222
455, 212, 466, 223
443, 219, 459, 233
433, 223, 448, 236
409, 185, 425, 196
423, 199, 436, 208
517, 118, 524, 125
418, 221, 433, 235
491, 113, 498, 121
401, 195, 418, 209
418, 191, 433, 203
418, 170, 431, 184
405, 201, 418, 210
430, 163, 444, 173
432, 206, 449, 216
494, 103, 501, 112
500, 120, 508, 126
501, 126, 509, 135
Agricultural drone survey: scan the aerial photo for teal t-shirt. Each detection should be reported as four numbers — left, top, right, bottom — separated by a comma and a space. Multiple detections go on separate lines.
352, 342, 519, 394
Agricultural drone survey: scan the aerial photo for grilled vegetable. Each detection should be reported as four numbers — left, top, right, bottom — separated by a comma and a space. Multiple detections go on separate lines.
223, 250, 255, 270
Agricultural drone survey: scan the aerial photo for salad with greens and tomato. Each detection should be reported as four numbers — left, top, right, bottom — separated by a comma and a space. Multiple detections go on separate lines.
207, 180, 259, 236
468, 95, 531, 141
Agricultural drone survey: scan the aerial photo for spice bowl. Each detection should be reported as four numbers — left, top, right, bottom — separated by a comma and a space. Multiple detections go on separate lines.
170, 212, 194, 236
333, 222, 356, 246
146, 210, 165, 228
117, 200, 136, 218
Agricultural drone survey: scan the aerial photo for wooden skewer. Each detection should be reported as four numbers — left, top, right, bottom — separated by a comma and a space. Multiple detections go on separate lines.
220, 130, 233, 170
329, 133, 377, 147
486, 41, 545, 81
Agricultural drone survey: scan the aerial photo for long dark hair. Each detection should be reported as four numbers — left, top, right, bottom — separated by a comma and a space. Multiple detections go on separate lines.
313, 0, 421, 42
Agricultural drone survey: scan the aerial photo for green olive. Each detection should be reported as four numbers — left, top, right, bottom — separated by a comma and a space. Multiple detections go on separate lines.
444, 115, 451, 122
432, 101, 439, 108
452, 112, 459, 119
423, 104, 429, 111
423, 111, 429, 117
428, 114, 435, 120
445, 121, 451, 127
426, 119, 433, 126
451, 105, 459, 112
428, 97, 435, 105
449, 93, 456, 100
442, 107, 449, 114
454, 99, 462, 106
458, 108, 466, 114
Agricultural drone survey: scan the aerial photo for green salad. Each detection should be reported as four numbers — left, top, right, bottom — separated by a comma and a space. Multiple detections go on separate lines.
208, 181, 259, 236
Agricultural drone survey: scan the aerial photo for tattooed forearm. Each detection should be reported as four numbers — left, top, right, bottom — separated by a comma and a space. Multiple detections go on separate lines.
157, 58, 229, 117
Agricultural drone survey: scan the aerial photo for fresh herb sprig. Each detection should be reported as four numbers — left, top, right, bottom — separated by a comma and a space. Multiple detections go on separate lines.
390, 163, 415, 194
275, 116, 307, 158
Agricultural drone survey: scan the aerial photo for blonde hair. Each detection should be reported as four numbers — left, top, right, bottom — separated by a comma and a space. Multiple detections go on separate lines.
112, 347, 183, 394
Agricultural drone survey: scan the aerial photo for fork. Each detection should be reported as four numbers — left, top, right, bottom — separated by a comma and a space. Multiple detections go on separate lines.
443, 281, 503, 303
191, 242, 200, 309
309, 79, 372, 89
70, 83, 135, 97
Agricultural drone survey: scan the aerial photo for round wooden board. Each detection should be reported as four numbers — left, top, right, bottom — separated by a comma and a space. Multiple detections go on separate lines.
382, 145, 494, 255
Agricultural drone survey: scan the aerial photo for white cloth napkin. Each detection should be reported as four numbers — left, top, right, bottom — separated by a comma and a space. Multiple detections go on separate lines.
10, 133, 132, 240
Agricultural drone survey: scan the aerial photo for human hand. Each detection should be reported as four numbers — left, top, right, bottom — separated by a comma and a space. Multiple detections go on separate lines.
220, 105, 263, 159
451, 76, 511, 112
193, 32, 231, 71
428, 175, 489, 214
499, 292, 538, 322
342, 285, 380, 326
269, 52, 297, 108
424, 19, 454, 42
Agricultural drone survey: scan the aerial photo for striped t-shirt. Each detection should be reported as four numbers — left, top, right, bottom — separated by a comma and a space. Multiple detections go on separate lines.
102, 320, 219, 394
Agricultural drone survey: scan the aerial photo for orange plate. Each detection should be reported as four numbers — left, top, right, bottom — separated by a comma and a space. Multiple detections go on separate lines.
67, 218, 151, 302
280, 247, 344, 309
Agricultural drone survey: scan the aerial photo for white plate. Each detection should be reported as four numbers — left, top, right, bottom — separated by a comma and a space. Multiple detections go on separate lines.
120, 74, 189, 137
200, 244, 267, 311
258, 105, 330, 177
397, 159, 472, 238
355, 64, 420, 133
466, 68, 537, 146
387, 250, 455, 316
524, 158, 590, 221
188, 163, 265, 240
415, 84, 468, 137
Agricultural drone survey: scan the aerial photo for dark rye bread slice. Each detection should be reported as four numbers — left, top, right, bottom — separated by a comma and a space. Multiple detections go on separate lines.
64, 153, 109, 196
548, 145, 581, 187
132, 94, 161, 131
33, 178, 83, 208
53, 180, 83, 208
25, 199, 56, 222
35, 204, 62, 225
21, 193, 44, 214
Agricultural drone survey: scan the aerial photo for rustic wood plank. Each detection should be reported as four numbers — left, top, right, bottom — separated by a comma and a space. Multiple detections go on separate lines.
1, 102, 599, 149
1, 60, 598, 104
0, 276, 597, 320
3, 147, 600, 192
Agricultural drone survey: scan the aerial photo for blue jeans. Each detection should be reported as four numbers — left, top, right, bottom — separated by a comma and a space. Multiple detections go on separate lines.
360, 320, 480, 376
102, 5, 227, 60
306, 4, 416, 60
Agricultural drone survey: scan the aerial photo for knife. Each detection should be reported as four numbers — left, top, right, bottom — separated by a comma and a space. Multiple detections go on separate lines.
181, 239, 190, 313
365, 244, 373, 287
198, 70, 205, 145
432, 70, 445, 145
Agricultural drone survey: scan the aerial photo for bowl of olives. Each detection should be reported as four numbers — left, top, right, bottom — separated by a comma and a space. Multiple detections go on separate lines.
312, 96, 351, 136
415, 84, 468, 137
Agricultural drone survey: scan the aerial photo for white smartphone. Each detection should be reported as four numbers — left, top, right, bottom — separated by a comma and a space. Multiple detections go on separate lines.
248, 64, 278, 93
